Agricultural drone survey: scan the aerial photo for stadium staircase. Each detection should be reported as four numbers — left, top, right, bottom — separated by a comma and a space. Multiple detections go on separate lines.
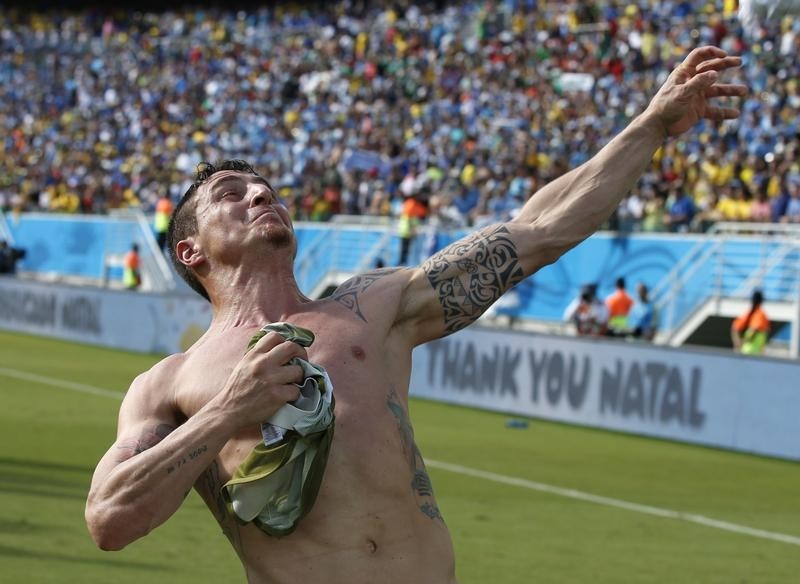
294, 217, 400, 297
103, 209, 182, 293
652, 222, 800, 357
0, 212, 14, 244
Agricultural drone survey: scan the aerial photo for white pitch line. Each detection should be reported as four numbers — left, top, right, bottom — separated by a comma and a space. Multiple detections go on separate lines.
426, 459, 800, 547
0, 367, 123, 400
3, 366, 798, 547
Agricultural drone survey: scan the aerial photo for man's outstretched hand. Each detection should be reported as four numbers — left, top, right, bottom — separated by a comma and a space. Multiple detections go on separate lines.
647, 46, 747, 137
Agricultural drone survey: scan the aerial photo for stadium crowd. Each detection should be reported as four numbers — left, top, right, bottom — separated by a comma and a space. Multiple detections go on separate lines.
1, 1, 799, 232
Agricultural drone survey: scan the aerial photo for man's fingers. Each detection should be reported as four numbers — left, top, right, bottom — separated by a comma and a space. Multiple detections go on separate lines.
250, 332, 309, 362
278, 363, 306, 385
704, 106, 741, 121
682, 45, 728, 69
684, 70, 719, 94
704, 83, 748, 98
266, 339, 308, 364
696, 56, 742, 74
250, 331, 290, 352
279, 384, 302, 403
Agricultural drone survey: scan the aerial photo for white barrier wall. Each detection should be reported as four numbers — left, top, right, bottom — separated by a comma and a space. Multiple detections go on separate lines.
410, 327, 800, 461
2, 278, 798, 461
0, 278, 211, 354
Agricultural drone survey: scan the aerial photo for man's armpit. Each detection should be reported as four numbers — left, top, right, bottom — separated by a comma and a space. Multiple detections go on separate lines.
115, 423, 176, 462
421, 224, 524, 334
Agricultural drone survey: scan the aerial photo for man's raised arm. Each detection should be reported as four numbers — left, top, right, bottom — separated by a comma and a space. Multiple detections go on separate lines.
395, 46, 746, 345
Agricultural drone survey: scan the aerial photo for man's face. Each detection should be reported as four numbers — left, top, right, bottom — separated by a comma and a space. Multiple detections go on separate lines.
192, 170, 295, 262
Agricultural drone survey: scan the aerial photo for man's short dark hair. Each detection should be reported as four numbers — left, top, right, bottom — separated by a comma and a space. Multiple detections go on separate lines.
167, 159, 259, 301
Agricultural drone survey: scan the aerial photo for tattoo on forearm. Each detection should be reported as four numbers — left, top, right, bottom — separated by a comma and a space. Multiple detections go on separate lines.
387, 389, 444, 522
165, 444, 208, 475
422, 225, 524, 334
115, 423, 175, 462
330, 268, 403, 322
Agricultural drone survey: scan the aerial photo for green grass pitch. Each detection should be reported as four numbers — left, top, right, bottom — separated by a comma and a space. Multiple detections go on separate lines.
1, 330, 798, 583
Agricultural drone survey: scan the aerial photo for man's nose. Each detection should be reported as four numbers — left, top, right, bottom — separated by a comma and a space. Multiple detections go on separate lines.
250, 189, 271, 207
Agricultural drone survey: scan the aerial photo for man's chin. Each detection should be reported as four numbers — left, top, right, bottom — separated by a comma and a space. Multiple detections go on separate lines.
262, 226, 295, 249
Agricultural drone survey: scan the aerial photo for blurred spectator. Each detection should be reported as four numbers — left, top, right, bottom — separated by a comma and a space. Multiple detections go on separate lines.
617, 191, 645, 233
664, 184, 696, 233
780, 174, 800, 223
628, 282, 657, 341
563, 283, 608, 337
605, 277, 634, 336
642, 193, 667, 233
123, 243, 142, 290
716, 180, 752, 222
731, 290, 770, 355
397, 193, 427, 265
692, 191, 723, 232
749, 188, 772, 223
0, 239, 26, 274
154, 194, 174, 252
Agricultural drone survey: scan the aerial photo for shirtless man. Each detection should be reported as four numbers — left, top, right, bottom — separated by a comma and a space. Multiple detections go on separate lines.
85, 47, 745, 583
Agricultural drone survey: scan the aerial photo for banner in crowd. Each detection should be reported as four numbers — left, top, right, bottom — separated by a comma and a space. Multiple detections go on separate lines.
0, 278, 211, 355
410, 327, 800, 461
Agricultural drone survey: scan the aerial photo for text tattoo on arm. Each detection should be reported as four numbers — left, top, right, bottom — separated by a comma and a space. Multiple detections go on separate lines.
422, 225, 524, 334
165, 444, 208, 475
330, 268, 403, 322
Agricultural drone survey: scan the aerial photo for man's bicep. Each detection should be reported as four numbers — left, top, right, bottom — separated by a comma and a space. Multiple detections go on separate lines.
401, 223, 529, 343
91, 375, 179, 484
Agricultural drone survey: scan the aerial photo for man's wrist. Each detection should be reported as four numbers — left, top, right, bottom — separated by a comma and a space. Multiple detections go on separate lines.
636, 109, 669, 142
200, 395, 244, 437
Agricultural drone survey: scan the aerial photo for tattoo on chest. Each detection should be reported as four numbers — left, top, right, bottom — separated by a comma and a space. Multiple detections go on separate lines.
422, 225, 524, 334
387, 389, 444, 522
329, 268, 404, 322
198, 461, 243, 554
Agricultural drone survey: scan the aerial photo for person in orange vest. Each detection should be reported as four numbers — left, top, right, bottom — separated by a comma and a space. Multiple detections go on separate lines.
731, 290, 770, 355
154, 195, 174, 251
397, 194, 427, 265
123, 243, 142, 290
605, 277, 634, 335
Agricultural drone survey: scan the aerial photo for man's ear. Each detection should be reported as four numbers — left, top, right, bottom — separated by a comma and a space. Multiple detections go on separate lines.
175, 239, 205, 268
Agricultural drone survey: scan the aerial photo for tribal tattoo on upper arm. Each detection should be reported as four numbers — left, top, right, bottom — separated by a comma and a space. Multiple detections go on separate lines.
421, 224, 525, 334
329, 268, 404, 322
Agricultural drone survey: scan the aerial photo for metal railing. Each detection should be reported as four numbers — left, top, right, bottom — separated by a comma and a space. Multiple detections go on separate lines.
0, 212, 13, 244
653, 222, 800, 354
107, 208, 177, 293
294, 222, 397, 296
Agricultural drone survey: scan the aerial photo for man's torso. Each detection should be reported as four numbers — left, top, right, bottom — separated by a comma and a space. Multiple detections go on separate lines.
166, 300, 456, 583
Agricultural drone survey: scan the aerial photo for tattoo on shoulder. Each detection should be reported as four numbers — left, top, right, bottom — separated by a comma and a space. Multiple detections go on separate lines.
422, 225, 524, 334
115, 423, 175, 461
329, 268, 404, 323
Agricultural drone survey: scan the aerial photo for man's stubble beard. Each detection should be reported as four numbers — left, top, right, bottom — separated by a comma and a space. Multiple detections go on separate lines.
267, 224, 294, 249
